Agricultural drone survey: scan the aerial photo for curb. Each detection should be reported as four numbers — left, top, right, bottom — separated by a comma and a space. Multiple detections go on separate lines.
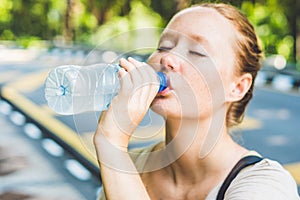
0, 86, 101, 182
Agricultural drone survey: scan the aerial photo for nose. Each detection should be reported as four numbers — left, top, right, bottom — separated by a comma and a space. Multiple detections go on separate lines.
160, 52, 182, 72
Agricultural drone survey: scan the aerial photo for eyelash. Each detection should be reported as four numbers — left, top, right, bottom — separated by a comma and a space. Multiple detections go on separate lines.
157, 47, 171, 52
157, 47, 206, 57
189, 51, 206, 57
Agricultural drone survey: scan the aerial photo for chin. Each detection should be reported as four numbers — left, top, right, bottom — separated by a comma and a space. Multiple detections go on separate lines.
150, 100, 167, 118
151, 102, 208, 122
151, 101, 183, 120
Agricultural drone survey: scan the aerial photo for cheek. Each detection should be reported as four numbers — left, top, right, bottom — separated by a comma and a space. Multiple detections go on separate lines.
185, 67, 211, 100
217, 66, 236, 101
190, 74, 213, 116
171, 69, 211, 118
188, 63, 227, 116
212, 49, 237, 94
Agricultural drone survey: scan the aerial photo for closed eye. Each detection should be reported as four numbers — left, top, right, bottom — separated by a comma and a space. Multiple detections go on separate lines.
157, 47, 172, 52
189, 50, 206, 57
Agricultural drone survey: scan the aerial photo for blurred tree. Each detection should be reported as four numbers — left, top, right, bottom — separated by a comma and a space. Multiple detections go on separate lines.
71, 0, 134, 42
47, 0, 66, 40
64, 0, 73, 42
0, 0, 65, 46
280, 0, 299, 63
241, 0, 298, 63
0, 0, 13, 39
89, 0, 164, 47
148, 0, 244, 25
149, 0, 178, 25
0, 0, 298, 65
84, 0, 115, 25
11, 0, 51, 39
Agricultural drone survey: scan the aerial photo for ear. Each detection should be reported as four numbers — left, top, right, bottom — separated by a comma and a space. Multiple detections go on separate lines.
226, 73, 252, 102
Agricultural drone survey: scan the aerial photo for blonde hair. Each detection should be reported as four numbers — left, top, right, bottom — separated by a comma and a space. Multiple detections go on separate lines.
199, 3, 263, 127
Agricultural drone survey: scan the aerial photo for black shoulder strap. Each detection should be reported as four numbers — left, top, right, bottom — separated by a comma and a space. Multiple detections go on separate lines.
216, 155, 263, 200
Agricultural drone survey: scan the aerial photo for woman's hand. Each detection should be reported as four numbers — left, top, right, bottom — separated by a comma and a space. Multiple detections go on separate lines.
94, 57, 160, 150
93, 57, 156, 200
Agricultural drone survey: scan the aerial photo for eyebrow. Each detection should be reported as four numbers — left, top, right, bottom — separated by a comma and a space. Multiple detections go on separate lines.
189, 33, 212, 54
189, 33, 211, 49
159, 31, 209, 46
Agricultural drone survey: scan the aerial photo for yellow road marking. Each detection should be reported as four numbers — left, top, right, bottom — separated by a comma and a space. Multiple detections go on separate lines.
40, 104, 59, 116
2, 86, 98, 168
7, 70, 49, 93
236, 116, 262, 130
284, 162, 300, 185
80, 132, 97, 157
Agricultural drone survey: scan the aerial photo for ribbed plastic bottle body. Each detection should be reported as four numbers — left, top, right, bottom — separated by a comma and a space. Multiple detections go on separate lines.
44, 64, 120, 115
44, 64, 167, 115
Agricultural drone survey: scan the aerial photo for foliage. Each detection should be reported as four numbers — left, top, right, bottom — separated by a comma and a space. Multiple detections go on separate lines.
242, 0, 294, 61
0, 0, 298, 64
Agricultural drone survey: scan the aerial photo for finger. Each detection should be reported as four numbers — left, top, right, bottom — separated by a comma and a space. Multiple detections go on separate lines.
118, 68, 133, 96
130, 68, 157, 110
139, 64, 160, 93
127, 58, 159, 103
118, 67, 127, 78
127, 57, 144, 68
119, 58, 135, 72
126, 57, 156, 84
120, 57, 144, 88
127, 57, 151, 86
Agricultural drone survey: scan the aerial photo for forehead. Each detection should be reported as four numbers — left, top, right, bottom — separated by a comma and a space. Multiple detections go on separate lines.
164, 7, 235, 46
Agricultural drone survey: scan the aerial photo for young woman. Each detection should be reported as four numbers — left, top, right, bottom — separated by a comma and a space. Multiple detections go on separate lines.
94, 3, 299, 200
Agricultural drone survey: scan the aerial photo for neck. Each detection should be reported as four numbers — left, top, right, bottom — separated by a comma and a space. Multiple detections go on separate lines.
164, 117, 247, 186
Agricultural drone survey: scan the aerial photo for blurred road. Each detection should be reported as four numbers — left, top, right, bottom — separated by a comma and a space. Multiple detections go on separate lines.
241, 88, 300, 194
243, 88, 300, 164
0, 48, 299, 197
0, 112, 100, 200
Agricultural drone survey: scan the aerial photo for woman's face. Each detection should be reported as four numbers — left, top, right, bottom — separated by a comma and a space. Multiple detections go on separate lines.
148, 7, 237, 120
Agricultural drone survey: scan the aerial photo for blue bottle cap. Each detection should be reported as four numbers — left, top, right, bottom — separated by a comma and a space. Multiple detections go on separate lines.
157, 72, 167, 92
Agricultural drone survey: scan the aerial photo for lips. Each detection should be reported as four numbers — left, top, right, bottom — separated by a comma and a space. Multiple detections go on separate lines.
157, 85, 173, 98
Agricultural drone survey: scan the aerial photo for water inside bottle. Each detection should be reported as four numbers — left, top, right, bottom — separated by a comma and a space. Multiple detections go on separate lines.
45, 64, 120, 115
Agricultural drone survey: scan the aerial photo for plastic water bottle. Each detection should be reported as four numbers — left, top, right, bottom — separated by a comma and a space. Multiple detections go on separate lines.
44, 63, 167, 115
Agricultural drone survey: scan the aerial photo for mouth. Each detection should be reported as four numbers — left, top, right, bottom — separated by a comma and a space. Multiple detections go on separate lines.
156, 87, 172, 98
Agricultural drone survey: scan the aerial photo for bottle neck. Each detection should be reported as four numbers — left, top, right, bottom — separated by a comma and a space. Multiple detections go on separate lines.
157, 72, 167, 92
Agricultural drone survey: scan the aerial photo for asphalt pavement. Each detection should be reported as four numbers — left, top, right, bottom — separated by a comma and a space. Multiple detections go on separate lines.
0, 111, 99, 200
